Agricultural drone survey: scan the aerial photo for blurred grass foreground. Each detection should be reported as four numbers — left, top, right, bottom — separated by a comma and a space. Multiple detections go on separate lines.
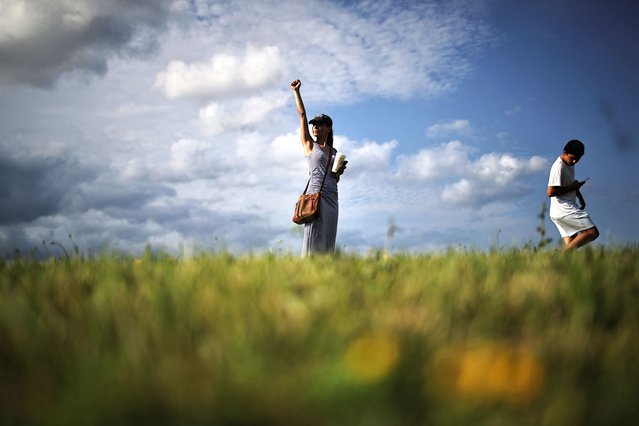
1, 248, 639, 425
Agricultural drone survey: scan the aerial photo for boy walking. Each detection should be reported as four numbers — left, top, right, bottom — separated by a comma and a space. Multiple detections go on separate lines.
547, 139, 599, 251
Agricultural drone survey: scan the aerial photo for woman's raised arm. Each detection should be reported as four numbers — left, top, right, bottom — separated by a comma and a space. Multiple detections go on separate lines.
290, 79, 314, 155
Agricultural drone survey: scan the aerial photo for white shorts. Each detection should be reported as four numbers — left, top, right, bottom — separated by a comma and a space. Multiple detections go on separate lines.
551, 210, 595, 238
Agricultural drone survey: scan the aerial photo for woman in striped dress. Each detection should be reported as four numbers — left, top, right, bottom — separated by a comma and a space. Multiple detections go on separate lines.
291, 79, 347, 257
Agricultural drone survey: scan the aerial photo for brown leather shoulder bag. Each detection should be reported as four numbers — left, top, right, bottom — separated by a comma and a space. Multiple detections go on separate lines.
292, 148, 332, 224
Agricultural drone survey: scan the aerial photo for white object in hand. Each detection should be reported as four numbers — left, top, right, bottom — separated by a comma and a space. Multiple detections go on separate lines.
332, 152, 346, 173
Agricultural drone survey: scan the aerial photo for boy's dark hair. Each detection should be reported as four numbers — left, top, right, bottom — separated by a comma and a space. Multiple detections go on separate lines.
563, 139, 585, 157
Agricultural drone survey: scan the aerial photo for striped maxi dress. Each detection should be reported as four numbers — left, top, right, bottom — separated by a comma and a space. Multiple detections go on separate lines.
301, 143, 339, 257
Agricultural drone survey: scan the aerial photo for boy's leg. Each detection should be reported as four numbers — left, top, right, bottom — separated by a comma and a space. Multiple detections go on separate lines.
562, 235, 575, 247
563, 226, 599, 251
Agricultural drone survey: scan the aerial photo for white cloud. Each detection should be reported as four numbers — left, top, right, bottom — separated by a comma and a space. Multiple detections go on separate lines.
470, 153, 547, 185
198, 91, 288, 134
391, 140, 548, 207
169, 139, 224, 179
340, 139, 398, 178
395, 140, 474, 181
154, 45, 285, 99
441, 153, 548, 206
427, 120, 472, 138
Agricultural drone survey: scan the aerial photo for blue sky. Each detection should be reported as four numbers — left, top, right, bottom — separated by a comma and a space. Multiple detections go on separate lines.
1, 0, 637, 257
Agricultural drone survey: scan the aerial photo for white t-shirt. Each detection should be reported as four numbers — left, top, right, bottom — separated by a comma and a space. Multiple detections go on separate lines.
548, 156, 578, 218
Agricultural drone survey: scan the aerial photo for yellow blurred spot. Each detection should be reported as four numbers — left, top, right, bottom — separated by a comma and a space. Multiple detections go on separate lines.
344, 332, 400, 384
429, 341, 544, 405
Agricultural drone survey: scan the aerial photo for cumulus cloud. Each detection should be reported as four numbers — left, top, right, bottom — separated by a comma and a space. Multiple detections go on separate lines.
154, 45, 285, 100
0, 0, 171, 87
332, 138, 398, 179
440, 152, 548, 207
393, 140, 548, 207
198, 91, 288, 134
168, 138, 236, 180
396, 141, 474, 181
469, 153, 547, 185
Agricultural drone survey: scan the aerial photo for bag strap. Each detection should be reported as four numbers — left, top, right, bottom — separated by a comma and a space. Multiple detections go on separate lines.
302, 145, 333, 195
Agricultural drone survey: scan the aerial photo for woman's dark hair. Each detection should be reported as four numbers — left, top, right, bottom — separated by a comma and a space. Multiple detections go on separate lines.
328, 129, 334, 148
563, 139, 585, 157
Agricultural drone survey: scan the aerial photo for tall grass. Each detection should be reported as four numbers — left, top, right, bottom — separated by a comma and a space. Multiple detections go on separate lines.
1, 247, 638, 425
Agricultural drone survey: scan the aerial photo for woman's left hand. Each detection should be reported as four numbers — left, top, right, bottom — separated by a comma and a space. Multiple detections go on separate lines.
334, 161, 348, 182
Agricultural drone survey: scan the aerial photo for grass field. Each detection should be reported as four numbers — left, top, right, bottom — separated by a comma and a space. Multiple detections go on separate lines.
1, 247, 638, 425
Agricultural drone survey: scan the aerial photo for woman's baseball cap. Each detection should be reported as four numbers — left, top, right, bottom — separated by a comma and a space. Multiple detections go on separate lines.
309, 114, 333, 127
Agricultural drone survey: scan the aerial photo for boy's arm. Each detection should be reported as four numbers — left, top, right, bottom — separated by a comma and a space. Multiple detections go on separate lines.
576, 189, 586, 209
547, 180, 585, 197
